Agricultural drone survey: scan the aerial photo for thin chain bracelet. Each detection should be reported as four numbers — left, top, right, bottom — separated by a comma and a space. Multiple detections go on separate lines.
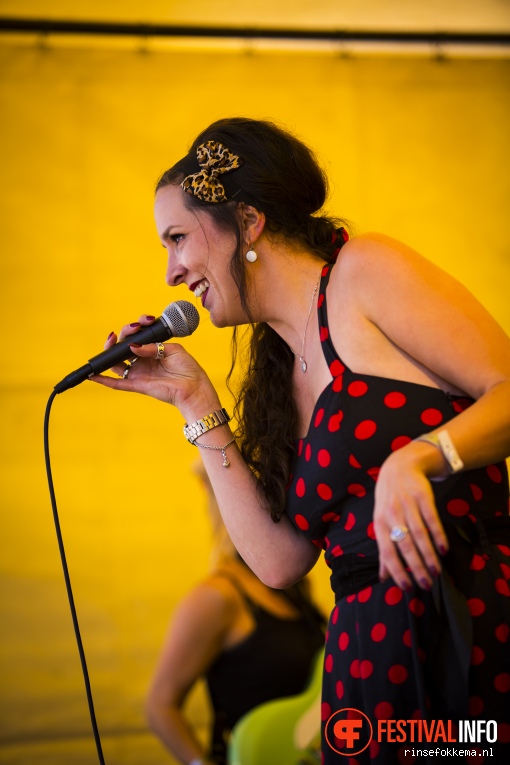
195, 438, 236, 467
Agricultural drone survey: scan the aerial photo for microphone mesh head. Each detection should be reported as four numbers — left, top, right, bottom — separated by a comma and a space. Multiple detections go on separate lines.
162, 300, 200, 337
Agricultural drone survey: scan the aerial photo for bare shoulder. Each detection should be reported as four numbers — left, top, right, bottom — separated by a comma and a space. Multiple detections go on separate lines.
172, 576, 237, 629
331, 232, 447, 290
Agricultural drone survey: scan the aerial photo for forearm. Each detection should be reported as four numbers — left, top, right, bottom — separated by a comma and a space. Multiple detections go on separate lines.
146, 701, 211, 765
398, 380, 510, 479
180, 392, 320, 588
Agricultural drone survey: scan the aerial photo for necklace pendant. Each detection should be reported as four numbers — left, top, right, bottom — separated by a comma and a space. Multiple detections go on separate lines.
300, 357, 307, 373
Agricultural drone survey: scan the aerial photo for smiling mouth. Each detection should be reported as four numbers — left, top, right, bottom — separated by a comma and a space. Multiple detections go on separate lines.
190, 278, 209, 297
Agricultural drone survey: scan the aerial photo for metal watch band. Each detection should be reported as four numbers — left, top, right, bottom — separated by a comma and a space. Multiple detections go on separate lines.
183, 408, 231, 444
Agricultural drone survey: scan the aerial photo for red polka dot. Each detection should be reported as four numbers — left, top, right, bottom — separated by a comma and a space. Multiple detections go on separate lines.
388, 665, 408, 684
317, 293, 324, 307
498, 545, 510, 556
495, 578, 510, 596
452, 397, 472, 413
495, 624, 509, 643
367, 466, 380, 481
349, 454, 361, 468
321, 265, 330, 277
354, 420, 377, 440
471, 646, 485, 665
314, 408, 324, 428
317, 449, 331, 467
332, 375, 343, 392
338, 632, 349, 651
495, 673, 510, 693
420, 408, 443, 426
468, 696, 484, 717
344, 512, 356, 530
470, 483, 483, 501
371, 623, 387, 642
367, 522, 376, 539
402, 629, 412, 647
501, 563, 510, 579
295, 478, 305, 497
331, 545, 343, 557
325, 653, 334, 673
347, 483, 366, 497
498, 723, 510, 743
317, 483, 333, 501
322, 511, 340, 523
369, 740, 380, 759
391, 435, 412, 451
319, 326, 329, 342
348, 380, 368, 397
304, 444, 311, 462
328, 411, 344, 431
336, 680, 344, 699
385, 586, 403, 605
409, 598, 425, 616
360, 660, 373, 679
358, 586, 372, 603
487, 464, 503, 483
297, 439, 303, 456
470, 554, 486, 571
374, 701, 394, 720
466, 748, 484, 764
384, 391, 407, 408
321, 702, 331, 720
294, 514, 309, 530
330, 360, 345, 377
346, 594, 356, 603
447, 498, 470, 517
467, 598, 486, 616
331, 606, 339, 624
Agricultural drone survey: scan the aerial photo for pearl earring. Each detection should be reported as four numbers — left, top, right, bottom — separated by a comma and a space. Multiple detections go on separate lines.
246, 248, 258, 263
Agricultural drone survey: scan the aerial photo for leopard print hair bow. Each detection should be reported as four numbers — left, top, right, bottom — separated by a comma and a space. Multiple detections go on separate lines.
181, 141, 243, 203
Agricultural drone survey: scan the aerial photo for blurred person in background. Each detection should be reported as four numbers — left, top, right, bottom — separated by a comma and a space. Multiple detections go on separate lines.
145, 461, 325, 765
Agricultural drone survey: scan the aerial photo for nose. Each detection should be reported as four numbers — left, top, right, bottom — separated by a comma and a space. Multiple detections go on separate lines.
165, 252, 187, 287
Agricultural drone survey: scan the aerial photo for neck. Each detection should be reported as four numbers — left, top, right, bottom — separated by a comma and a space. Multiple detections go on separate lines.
250, 242, 325, 354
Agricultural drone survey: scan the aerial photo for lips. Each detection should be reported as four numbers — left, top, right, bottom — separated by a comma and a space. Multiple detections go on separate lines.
189, 278, 209, 297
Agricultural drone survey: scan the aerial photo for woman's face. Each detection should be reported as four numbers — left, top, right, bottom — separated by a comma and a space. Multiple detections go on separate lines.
154, 183, 246, 328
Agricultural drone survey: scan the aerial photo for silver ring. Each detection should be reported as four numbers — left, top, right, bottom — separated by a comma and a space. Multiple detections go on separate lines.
155, 342, 165, 360
390, 525, 409, 543
130, 356, 139, 366
122, 365, 131, 379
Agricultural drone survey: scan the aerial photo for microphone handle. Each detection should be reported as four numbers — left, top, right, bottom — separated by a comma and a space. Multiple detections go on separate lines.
54, 320, 172, 394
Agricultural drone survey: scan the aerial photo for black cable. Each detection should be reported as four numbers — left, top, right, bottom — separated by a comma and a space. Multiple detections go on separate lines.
44, 390, 105, 765
0, 17, 509, 47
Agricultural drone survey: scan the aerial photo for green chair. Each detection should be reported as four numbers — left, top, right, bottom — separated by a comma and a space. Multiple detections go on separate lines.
227, 647, 324, 765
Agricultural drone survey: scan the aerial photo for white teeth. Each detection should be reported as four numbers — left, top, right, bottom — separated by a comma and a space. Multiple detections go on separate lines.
193, 279, 209, 297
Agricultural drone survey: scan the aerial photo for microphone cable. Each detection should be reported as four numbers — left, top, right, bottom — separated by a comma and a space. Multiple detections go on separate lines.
44, 390, 106, 765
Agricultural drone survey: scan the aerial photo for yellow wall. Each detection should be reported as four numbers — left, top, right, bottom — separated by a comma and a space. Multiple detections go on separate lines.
1, 39, 509, 763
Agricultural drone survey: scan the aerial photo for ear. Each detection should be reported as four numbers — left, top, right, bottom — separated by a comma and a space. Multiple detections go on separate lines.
239, 204, 266, 245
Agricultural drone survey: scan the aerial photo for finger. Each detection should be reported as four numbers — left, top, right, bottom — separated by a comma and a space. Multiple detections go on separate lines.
377, 529, 412, 591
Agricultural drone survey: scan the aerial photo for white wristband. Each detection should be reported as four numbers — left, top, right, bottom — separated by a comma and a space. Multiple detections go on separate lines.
414, 429, 464, 475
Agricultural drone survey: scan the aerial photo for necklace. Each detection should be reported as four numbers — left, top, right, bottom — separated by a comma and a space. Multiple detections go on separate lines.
295, 275, 320, 373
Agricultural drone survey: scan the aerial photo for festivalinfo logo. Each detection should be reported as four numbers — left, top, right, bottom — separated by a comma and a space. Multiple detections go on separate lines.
324, 708, 498, 759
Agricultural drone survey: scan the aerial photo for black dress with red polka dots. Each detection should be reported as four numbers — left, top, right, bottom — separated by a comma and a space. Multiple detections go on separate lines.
286, 261, 510, 764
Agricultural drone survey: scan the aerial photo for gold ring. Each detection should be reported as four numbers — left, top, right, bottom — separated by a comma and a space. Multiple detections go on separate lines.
155, 342, 165, 360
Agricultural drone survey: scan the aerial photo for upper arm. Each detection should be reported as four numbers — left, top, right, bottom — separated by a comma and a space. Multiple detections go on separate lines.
333, 233, 510, 398
146, 582, 234, 708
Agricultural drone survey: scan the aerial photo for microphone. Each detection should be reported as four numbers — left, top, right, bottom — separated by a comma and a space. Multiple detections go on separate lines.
54, 300, 200, 394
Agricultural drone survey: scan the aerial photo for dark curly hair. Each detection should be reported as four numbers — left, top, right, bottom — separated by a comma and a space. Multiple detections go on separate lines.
156, 117, 348, 521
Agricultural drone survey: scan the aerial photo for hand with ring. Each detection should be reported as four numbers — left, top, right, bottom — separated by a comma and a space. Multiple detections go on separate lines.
90, 314, 218, 413
373, 446, 449, 592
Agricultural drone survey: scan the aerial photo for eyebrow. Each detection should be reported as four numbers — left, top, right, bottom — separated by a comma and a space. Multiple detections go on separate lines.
161, 225, 178, 240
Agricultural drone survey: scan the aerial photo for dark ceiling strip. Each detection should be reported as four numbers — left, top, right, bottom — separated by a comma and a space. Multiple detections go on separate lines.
0, 17, 509, 45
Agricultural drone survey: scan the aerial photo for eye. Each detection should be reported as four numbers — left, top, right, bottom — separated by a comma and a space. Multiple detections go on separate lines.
170, 233, 185, 244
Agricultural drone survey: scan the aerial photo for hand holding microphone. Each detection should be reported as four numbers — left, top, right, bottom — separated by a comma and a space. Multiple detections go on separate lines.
54, 300, 200, 394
